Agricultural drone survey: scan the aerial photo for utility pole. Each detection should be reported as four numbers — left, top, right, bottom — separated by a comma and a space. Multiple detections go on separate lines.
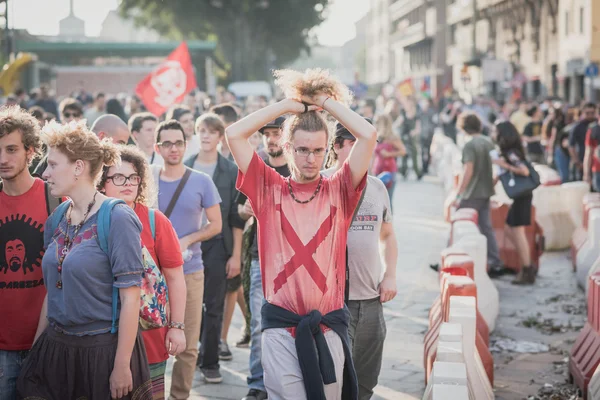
471, 0, 478, 61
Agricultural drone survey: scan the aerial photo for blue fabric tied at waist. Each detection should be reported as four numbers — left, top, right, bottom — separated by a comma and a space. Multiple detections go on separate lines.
261, 302, 358, 400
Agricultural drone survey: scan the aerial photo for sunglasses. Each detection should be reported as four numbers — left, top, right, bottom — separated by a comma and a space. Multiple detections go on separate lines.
63, 112, 81, 118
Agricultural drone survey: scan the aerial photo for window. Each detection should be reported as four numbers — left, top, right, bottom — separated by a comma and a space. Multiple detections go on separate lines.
565, 11, 569, 34
580, 7, 584, 34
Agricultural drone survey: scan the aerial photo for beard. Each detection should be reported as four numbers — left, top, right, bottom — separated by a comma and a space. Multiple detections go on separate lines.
9, 258, 22, 272
0, 158, 28, 181
268, 149, 283, 158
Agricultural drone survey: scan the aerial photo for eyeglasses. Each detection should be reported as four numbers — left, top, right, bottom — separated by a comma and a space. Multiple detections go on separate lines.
157, 140, 185, 149
63, 112, 81, 118
293, 146, 327, 158
106, 174, 141, 186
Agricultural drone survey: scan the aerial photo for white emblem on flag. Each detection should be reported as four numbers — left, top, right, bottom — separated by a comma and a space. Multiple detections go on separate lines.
150, 60, 187, 108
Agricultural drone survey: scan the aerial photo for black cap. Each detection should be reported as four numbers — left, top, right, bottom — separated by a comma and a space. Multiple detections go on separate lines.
334, 117, 373, 140
259, 116, 286, 134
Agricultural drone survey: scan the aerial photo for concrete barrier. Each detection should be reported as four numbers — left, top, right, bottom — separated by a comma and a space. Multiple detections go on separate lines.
564, 181, 593, 230
589, 362, 600, 400
423, 361, 470, 400
570, 274, 600, 398
449, 296, 493, 385
576, 209, 600, 289
533, 184, 575, 250
534, 164, 562, 186
432, 384, 470, 400
454, 234, 500, 332
424, 275, 477, 381
451, 221, 480, 246
449, 209, 479, 244
448, 298, 494, 400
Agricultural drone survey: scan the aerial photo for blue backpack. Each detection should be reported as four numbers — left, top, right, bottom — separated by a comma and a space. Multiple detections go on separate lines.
47, 198, 169, 333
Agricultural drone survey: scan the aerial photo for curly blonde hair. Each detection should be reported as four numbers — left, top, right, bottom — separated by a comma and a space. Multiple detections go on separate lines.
98, 145, 156, 207
42, 120, 120, 183
273, 68, 353, 106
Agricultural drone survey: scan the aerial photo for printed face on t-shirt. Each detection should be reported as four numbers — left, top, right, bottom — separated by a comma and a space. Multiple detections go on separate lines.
157, 129, 186, 166
0, 130, 33, 181
286, 129, 327, 182
6, 239, 25, 272
197, 123, 222, 153
0, 216, 43, 276
103, 161, 140, 206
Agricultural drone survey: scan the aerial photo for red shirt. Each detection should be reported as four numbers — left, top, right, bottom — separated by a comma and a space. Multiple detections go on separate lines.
135, 203, 184, 364
585, 124, 600, 173
0, 178, 48, 350
237, 153, 365, 321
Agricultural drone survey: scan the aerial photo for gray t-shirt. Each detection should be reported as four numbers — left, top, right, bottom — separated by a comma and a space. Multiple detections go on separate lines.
43, 203, 143, 336
461, 135, 495, 200
322, 171, 392, 300
193, 161, 217, 179
157, 169, 221, 274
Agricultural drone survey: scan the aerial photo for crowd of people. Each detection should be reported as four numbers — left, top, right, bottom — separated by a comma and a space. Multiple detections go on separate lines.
4, 64, 600, 399
0, 69, 398, 400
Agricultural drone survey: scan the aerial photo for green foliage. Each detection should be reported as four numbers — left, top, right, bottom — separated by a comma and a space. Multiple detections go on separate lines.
119, 0, 331, 82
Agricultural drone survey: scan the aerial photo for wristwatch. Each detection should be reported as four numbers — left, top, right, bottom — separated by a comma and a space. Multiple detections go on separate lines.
168, 321, 185, 330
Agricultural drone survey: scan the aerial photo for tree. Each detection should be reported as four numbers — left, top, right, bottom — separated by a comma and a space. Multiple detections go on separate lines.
119, 0, 331, 82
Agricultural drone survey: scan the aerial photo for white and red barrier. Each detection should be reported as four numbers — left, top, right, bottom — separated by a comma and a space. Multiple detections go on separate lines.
576, 209, 600, 289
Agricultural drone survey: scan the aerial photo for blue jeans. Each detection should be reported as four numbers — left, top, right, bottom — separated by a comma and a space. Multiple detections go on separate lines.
554, 147, 570, 183
0, 349, 28, 400
247, 259, 265, 392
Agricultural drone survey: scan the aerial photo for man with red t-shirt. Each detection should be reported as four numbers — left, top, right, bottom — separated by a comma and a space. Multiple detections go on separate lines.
227, 83, 377, 400
0, 106, 59, 398
584, 121, 600, 191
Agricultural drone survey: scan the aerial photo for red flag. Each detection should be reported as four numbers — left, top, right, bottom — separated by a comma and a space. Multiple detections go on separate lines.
136, 42, 197, 116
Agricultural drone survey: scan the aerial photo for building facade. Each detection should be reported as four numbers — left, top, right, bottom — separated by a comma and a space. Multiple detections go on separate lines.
366, 0, 392, 86
445, 0, 560, 102
388, 0, 450, 99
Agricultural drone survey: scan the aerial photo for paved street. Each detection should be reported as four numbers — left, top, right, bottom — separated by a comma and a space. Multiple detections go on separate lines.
164, 175, 583, 400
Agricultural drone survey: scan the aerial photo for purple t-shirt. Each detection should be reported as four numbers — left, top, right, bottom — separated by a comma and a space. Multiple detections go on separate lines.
43, 202, 143, 336
157, 169, 221, 274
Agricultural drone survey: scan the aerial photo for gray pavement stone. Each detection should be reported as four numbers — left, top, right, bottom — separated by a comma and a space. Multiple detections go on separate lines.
160, 175, 587, 399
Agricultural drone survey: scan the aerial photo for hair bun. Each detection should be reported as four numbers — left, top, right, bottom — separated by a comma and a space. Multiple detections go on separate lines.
100, 140, 120, 167
273, 68, 353, 106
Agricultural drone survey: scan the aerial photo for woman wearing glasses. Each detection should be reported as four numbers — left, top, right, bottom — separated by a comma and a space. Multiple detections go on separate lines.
100, 145, 187, 400
17, 121, 152, 399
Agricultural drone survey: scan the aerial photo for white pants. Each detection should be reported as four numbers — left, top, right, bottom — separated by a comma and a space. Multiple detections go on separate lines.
261, 328, 345, 400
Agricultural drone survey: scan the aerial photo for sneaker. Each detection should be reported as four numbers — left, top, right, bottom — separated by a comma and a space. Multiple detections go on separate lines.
487, 264, 507, 278
201, 367, 223, 384
236, 331, 251, 348
219, 341, 233, 361
242, 389, 268, 400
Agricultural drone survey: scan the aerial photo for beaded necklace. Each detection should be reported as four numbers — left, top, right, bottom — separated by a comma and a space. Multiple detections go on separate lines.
287, 175, 323, 204
56, 192, 98, 289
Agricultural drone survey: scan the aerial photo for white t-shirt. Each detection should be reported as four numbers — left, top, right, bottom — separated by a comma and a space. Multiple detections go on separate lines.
322, 169, 393, 300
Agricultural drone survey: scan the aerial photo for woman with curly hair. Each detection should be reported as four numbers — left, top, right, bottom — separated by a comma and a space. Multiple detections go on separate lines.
226, 68, 376, 400
99, 145, 187, 400
17, 121, 152, 399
